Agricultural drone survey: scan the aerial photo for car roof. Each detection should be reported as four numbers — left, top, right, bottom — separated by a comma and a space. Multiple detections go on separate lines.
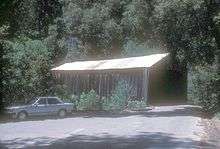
38, 96, 59, 99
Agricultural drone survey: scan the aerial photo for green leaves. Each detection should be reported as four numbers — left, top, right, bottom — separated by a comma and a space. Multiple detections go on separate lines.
76, 90, 100, 111
127, 100, 146, 110
152, 0, 216, 65
122, 39, 163, 57
188, 65, 219, 113
102, 80, 130, 111
58, 0, 217, 65
121, 0, 150, 37
2, 37, 53, 103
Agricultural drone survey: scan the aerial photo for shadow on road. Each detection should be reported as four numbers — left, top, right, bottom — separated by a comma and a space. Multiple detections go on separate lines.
0, 132, 216, 149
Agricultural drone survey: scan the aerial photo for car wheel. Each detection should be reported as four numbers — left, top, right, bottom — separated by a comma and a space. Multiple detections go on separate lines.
18, 111, 27, 120
58, 109, 66, 117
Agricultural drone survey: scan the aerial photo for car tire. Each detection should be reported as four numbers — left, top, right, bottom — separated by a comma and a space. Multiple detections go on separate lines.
18, 111, 27, 120
58, 109, 66, 117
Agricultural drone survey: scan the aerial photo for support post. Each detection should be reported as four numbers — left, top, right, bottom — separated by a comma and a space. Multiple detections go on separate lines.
143, 68, 149, 104
98, 74, 102, 97
76, 74, 80, 98
98, 74, 102, 110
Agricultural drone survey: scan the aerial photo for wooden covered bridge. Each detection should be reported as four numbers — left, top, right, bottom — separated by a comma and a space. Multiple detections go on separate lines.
51, 53, 170, 103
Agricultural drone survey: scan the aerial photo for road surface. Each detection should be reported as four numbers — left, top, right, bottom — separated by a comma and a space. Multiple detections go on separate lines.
0, 105, 216, 149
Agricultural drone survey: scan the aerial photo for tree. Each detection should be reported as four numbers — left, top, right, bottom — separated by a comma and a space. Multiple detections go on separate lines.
0, 0, 63, 108
0, 0, 219, 112
152, 0, 216, 66
2, 37, 53, 104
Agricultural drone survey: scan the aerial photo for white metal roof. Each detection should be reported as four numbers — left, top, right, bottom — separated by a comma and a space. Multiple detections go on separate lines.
51, 53, 169, 71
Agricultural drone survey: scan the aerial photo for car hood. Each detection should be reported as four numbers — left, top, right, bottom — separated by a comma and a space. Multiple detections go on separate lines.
6, 105, 29, 110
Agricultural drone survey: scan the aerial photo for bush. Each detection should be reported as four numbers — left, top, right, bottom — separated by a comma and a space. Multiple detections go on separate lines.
188, 65, 219, 113
127, 100, 146, 110
2, 37, 53, 104
54, 84, 71, 100
102, 97, 115, 111
102, 95, 126, 111
76, 90, 100, 111
102, 80, 131, 111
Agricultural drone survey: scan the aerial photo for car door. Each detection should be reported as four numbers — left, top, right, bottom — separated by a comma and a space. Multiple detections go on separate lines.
33, 98, 48, 116
47, 98, 62, 114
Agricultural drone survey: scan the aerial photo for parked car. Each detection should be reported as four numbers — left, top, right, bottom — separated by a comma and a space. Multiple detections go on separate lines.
5, 97, 75, 120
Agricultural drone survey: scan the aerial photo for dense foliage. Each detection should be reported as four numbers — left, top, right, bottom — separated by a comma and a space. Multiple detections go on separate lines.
188, 65, 219, 113
102, 81, 130, 110
127, 100, 147, 111
1, 37, 53, 104
0, 0, 219, 113
76, 90, 100, 111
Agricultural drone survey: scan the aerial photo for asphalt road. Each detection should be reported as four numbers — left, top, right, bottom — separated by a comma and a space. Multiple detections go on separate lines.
0, 105, 216, 149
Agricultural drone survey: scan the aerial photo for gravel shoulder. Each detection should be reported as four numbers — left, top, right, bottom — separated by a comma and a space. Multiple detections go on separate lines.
202, 117, 220, 148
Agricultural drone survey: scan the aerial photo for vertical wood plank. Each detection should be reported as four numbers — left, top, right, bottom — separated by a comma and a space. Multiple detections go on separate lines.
98, 74, 102, 97
143, 68, 149, 103
106, 74, 109, 98
76, 74, 80, 98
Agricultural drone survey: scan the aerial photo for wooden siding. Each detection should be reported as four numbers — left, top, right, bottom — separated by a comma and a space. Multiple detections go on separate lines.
53, 69, 146, 100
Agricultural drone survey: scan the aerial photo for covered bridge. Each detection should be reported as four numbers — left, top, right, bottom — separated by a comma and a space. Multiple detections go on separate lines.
51, 53, 171, 103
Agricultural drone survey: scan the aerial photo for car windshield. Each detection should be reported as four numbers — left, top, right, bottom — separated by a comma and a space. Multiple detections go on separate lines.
26, 97, 38, 105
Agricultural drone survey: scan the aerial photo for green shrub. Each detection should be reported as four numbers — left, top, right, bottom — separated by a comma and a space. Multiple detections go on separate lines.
76, 90, 100, 111
188, 65, 219, 113
102, 80, 130, 111
102, 95, 126, 111
2, 37, 53, 104
54, 84, 71, 100
127, 100, 146, 110
102, 97, 116, 111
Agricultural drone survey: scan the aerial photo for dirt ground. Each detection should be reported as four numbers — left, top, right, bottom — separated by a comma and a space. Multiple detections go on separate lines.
202, 118, 220, 148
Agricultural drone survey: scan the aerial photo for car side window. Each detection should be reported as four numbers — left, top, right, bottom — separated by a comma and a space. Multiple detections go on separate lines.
47, 98, 61, 105
37, 98, 47, 105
